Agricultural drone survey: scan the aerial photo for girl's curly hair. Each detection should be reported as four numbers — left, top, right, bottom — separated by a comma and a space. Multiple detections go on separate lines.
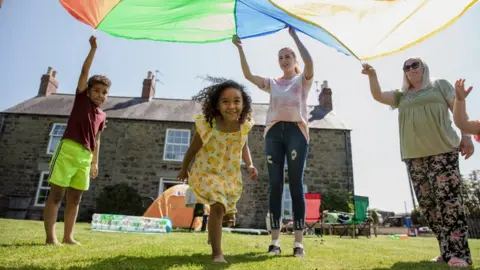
192, 76, 253, 128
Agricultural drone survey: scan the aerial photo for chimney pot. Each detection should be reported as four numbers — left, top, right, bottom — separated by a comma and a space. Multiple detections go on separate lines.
321, 80, 328, 90
142, 71, 155, 100
38, 67, 59, 96
318, 82, 332, 111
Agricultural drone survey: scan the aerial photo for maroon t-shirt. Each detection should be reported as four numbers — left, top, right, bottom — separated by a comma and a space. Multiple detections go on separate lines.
62, 90, 106, 152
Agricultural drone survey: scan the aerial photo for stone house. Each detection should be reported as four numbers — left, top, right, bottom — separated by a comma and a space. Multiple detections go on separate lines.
0, 67, 353, 228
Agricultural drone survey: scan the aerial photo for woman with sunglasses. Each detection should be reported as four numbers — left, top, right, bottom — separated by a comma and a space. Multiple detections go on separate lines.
362, 58, 473, 268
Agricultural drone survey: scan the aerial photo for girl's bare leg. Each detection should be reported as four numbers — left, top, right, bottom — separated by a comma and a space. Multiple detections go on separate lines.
209, 203, 227, 263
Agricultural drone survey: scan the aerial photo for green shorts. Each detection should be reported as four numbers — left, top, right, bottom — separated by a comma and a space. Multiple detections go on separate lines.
48, 139, 93, 191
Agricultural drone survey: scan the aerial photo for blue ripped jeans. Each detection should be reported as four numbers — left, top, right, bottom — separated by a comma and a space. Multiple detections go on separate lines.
265, 122, 309, 231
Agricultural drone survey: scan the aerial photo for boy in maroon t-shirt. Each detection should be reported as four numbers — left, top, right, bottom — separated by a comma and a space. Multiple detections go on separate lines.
43, 36, 111, 245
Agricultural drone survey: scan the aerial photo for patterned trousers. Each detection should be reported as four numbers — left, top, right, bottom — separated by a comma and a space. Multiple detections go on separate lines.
405, 150, 472, 265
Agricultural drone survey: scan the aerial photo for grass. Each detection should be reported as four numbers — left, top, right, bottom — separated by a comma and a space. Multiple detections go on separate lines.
0, 219, 478, 269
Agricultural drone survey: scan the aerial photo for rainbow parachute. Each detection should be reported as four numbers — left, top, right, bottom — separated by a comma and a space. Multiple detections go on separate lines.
60, 0, 478, 60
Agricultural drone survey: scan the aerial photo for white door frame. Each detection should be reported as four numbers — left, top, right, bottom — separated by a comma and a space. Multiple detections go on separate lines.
158, 177, 184, 196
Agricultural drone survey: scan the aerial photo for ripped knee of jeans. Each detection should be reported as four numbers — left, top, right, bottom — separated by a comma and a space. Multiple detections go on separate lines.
290, 149, 297, 161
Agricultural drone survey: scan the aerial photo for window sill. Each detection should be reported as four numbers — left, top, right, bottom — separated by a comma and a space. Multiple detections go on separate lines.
162, 159, 183, 163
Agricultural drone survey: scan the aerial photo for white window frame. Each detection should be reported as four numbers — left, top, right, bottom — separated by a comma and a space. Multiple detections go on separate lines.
46, 123, 67, 155
282, 184, 308, 220
163, 128, 191, 162
34, 171, 51, 207
158, 177, 185, 196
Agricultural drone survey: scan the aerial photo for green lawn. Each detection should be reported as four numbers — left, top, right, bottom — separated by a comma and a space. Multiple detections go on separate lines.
0, 219, 478, 270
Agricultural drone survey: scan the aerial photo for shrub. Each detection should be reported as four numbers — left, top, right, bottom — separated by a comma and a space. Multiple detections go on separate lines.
321, 184, 352, 213
95, 183, 144, 216
77, 208, 95, 222
410, 208, 428, 227
370, 209, 380, 224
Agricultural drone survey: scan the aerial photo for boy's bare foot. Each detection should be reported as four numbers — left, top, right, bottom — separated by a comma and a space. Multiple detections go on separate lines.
212, 254, 227, 264
62, 239, 82, 245
45, 239, 63, 246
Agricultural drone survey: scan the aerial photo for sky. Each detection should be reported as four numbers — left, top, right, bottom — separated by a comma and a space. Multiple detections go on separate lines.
0, 1, 479, 213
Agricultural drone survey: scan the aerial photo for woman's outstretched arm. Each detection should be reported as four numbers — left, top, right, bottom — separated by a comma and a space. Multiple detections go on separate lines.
289, 27, 313, 80
232, 35, 267, 90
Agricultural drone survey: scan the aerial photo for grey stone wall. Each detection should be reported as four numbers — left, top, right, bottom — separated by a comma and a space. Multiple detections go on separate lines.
0, 113, 353, 228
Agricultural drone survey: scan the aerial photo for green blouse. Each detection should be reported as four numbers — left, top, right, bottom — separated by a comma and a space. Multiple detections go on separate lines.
392, 79, 460, 160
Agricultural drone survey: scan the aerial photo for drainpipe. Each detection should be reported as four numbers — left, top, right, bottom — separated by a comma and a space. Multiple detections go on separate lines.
344, 130, 352, 194
0, 115, 4, 135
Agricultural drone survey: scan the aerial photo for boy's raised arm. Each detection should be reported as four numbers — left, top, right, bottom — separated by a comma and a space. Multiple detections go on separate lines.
77, 36, 97, 94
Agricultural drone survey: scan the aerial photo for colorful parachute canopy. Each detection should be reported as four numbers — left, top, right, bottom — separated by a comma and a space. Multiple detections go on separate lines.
60, 0, 478, 60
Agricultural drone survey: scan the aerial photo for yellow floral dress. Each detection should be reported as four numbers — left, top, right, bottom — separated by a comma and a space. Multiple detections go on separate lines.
188, 114, 254, 214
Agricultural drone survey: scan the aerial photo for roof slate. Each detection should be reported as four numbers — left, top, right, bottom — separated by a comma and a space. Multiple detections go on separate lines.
3, 94, 349, 130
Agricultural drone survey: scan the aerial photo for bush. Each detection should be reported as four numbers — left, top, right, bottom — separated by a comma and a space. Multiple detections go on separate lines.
95, 183, 144, 216
77, 208, 95, 222
223, 213, 235, 228
321, 184, 352, 213
370, 209, 380, 225
410, 208, 428, 227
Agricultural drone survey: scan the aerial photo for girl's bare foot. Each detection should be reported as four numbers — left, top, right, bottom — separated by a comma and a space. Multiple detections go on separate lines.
62, 238, 82, 245
212, 254, 227, 264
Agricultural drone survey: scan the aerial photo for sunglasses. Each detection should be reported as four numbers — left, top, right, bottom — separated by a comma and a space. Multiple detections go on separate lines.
403, 61, 420, 72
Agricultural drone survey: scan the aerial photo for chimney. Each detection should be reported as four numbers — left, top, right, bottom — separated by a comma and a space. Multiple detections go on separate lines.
38, 67, 59, 96
141, 71, 155, 100
318, 80, 332, 111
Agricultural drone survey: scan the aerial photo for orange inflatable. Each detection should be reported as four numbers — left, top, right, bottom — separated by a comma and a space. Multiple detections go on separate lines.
143, 184, 210, 230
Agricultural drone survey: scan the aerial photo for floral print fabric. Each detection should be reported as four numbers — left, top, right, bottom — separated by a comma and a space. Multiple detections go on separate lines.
405, 150, 472, 265
188, 114, 253, 214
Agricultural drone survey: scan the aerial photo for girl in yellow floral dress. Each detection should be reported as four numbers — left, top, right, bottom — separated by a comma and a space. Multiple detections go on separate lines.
177, 77, 258, 264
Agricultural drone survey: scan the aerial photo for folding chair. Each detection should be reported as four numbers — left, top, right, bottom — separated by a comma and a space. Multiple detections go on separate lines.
304, 193, 323, 237
189, 203, 208, 232
340, 195, 370, 238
